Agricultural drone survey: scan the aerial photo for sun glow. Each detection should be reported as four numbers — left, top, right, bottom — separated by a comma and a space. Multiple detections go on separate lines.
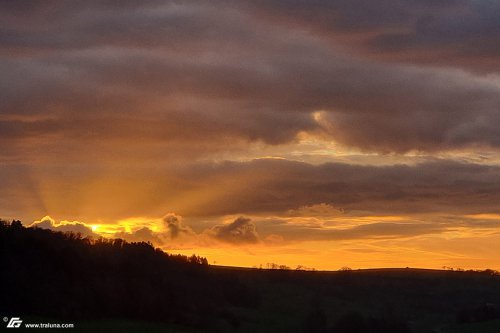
27, 211, 500, 271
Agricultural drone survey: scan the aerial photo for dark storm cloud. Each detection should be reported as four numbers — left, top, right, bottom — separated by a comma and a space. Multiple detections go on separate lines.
0, 1, 239, 53
2, 0, 500, 233
249, 0, 500, 72
210, 217, 260, 244
173, 159, 500, 217
1, 1, 500, 155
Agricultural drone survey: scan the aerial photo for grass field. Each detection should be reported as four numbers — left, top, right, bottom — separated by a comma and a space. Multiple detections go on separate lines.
8, 268, 500, 333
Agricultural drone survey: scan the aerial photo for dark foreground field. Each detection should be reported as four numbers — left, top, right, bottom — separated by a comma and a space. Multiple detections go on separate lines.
1, 220, 500, 332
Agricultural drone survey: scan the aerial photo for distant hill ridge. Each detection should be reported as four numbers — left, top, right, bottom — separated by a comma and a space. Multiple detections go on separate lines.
2, 219, 500, 333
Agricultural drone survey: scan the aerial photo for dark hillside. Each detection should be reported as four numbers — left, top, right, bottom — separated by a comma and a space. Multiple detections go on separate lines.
2, 220, 500, 332
0, 220, 258, 331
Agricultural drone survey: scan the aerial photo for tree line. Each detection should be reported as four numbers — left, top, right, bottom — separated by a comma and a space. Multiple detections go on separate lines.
0, 219, 258, 331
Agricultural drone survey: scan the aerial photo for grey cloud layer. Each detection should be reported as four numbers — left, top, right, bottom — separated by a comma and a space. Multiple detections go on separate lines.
1, 1, 500, 155
250, 0, 500, 72
4, 159, 500, 221
173, 159, 500, 217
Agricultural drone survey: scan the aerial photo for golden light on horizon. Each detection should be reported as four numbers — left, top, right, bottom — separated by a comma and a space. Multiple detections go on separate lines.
27, 211, 500, 271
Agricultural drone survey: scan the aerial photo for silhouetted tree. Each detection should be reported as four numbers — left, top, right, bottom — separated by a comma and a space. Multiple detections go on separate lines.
0, 220, 255, 328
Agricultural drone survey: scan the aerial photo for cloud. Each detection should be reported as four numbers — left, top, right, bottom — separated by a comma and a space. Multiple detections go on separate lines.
210, 217, 260, 244
163, 159, 500, 218
1, 0, 500, 161
1, 1, 500, 234
6, 158, 500, 223
163, 213, 195, 239
287, 203, 344, 217
28, 215, 197, 246
255, 218, 448, 242
114, 227, 165, 245
30, 216, 96, 237
248, 0, 500, 72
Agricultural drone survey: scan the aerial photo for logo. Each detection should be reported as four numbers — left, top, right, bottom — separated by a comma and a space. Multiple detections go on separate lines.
6, 317, 22, 328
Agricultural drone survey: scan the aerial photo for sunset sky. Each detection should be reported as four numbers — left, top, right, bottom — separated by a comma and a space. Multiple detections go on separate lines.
2, 1, 500, 270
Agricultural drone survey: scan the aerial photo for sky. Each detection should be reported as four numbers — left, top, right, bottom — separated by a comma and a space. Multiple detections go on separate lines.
2, 0, 500, 270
